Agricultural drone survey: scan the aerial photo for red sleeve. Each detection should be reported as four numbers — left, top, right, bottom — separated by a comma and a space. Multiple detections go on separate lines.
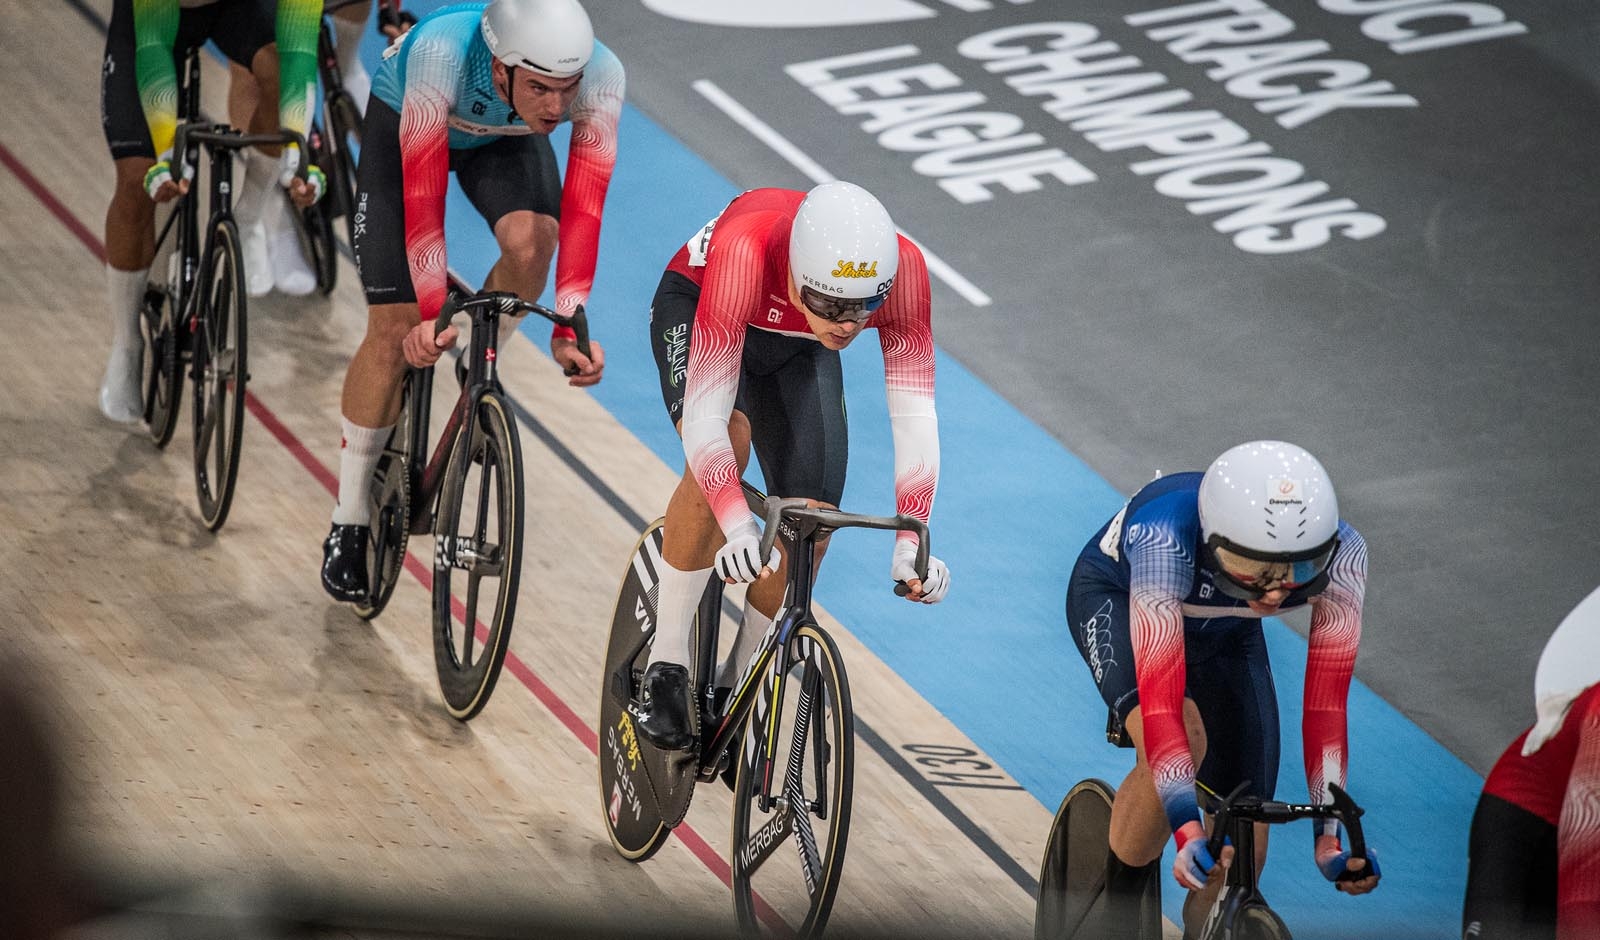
1302, 524, 1365, 829
551, 44, 624, 339
1558, 685, 1600, 939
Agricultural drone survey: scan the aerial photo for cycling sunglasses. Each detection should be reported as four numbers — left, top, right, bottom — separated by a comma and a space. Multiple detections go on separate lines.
799, 285, 886, 323
1205, 536, 1339, 602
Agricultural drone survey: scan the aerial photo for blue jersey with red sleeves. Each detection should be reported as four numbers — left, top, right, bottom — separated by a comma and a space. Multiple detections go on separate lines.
1081, 472, 1369, 838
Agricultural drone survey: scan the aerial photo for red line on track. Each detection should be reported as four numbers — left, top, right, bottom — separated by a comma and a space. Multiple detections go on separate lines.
3, 139, 791, 935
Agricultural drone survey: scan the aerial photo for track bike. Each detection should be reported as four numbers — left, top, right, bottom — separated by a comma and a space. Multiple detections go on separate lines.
140, 44, 308, 531
354, 289, 589, 721
1035, 770, 1371, 940
599, 481, 930, 937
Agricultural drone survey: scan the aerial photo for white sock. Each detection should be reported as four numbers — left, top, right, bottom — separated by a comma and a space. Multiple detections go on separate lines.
647, 556, 714, 671
236, 151, 276, 296
332, 418, 391, 525
264, 194, 315, 296
99, 266, 149, 423
498, 312, 524, 346
333, 13, 371, 116
716, 599, 775, 691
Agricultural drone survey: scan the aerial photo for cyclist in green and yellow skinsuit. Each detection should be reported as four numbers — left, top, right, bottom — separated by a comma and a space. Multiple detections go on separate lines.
98, 0, 325, 425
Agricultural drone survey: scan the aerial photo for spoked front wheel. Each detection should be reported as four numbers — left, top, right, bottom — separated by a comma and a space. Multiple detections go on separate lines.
191, 219, 247, 531
141, 285, 183, 448
432, 390, 523, 720
731, 623, 854, 938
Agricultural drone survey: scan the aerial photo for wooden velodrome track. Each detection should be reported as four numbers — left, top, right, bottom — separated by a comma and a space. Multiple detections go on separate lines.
0, 2, 1164, 937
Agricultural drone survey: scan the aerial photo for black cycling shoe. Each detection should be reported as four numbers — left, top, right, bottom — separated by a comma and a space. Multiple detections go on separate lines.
633, 662, 695, 751
321, 523, 370, 603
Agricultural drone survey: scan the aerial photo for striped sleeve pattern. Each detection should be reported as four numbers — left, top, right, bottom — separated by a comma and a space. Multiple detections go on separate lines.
131, 0, 180, 159
1125, 518, 1202, 836
398, 23, 471, 321
875, 238, 938, 547
679, 220, 765, 543
551, 41, 624, 336
1302, 522, 1366, 832
1558, 687, 1600, 939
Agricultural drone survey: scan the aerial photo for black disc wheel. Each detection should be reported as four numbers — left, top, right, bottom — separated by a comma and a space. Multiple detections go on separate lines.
355, 373, 417, 621
141, 284, 183, 448
597, 521, 674, 862
1234, 905, 1292, 940
191, 219, 247, 532
431, 391, 523, 720
731, 623, 854, 939
1034, 778, 1161, 940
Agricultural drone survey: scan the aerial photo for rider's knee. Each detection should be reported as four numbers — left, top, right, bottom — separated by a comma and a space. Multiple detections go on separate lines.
494, 213, 557, 273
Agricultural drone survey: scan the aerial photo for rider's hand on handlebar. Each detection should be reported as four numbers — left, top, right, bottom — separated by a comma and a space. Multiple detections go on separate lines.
891, 542, 950, 603
716, 531, 778, 584
1174, 820, 1226, 891
1316, 833, 1381, 894
143, 157, 191, 203
276, 145, 323, 207
551, 336, 604, 387
404, 320, 457, 368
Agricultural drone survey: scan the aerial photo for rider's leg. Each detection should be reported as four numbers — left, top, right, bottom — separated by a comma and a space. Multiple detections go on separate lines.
483, 209, 558, 344
1112, 702, 1208, 940
332, 1, 374, 116
322, 93, 411, 601
653, 410, 754, 670
100, 157, 158, 423
98, 1, 159, 424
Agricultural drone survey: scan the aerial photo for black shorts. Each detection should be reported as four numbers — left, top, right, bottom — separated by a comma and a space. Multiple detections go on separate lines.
649, 271, 849, 507
101, 0, 277, 160
1065, 557, 1281, 799
1461, 793, 1557, 939
353, 98, 563, 306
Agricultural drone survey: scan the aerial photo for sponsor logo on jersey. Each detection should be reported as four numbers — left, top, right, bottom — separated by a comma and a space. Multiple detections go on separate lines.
831, 260, 879, 279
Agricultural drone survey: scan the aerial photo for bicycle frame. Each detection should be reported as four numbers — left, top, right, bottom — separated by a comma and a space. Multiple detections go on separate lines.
1195, 781, 1368, 939
401, 291, 591, 536
689, 483, 930, 796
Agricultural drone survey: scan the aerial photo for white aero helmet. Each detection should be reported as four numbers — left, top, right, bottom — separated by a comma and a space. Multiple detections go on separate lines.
789, 181, 900, 320
481, 0, 594, 78
1524, 584, 1600, 755
1197, 440, 1340, 599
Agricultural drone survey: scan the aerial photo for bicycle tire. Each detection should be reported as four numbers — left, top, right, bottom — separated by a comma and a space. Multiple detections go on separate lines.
296, 130, 340, 296
191, 218, 247, 532
1036, 779, 1114, 940
325, 91, 362, 249
141, 285, 183, 448
597, 520, 674, 862
354, 373, 416, 621
731, 622, 854, 938
1232, 904, 1292, 940
431, 390, 523, 720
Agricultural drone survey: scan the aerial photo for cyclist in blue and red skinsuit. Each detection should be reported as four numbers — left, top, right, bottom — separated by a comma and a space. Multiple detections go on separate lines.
1065, 441, 1380, 939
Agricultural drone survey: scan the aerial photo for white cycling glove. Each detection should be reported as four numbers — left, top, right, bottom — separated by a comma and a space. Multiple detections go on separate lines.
891, 540, 950, 603
276, 144, 325, 204
716, 529, 779, 583
143, 149, 194, 200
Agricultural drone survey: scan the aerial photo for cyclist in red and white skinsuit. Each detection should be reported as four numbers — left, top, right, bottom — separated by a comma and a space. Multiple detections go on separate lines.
1464, 586, 1600, 940
630, 183, 952, 751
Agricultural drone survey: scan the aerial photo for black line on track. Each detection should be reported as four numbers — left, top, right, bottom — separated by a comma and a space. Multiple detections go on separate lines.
64, 0, 106, 32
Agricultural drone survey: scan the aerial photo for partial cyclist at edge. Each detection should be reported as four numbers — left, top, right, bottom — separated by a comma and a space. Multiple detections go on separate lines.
629, 182, 952, 754
319, 0, 623, 603
1065, 440, 1380, 939
98, 0, 325, 424
1462, 584, 1600, 940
